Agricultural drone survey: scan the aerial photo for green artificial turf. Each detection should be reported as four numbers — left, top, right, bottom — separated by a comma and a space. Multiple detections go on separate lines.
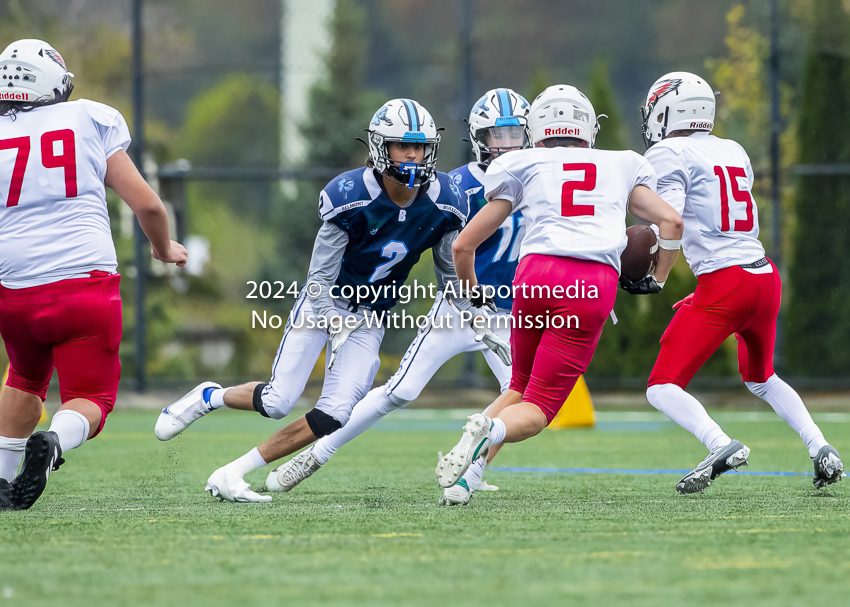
1, 408, 848, 607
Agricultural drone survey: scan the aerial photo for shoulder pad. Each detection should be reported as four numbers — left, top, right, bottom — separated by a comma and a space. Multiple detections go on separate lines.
318, 167, 381, 223
67, 99, 124, 130
448, 163, 474, 189
645, 139, 685, 161
427, 171, 469, 229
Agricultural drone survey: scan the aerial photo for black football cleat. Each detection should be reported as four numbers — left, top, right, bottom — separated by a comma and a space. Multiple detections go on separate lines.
0, 478, 13, 511
9, 431, 64, 511
676, 439, 750, 494
812, 445, 844, 489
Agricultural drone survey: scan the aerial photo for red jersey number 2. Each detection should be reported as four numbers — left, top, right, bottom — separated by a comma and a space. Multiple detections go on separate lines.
561, 163, 596, 217
1, 129, 77, 208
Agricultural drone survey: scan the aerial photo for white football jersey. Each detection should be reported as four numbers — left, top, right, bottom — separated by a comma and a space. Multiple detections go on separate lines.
645, 133, 765, 276
482, 147, 657, 273
0, 99, 131, 288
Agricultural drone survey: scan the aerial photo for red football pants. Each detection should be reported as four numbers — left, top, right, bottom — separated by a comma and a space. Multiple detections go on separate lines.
648, 260, 780, 389
0, 272, 122, 436
509, 255, 618, 423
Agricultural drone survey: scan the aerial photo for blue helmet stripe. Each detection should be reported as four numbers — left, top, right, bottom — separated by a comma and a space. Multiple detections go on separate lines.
401, 99, 419, 131
496, 89, 512, 118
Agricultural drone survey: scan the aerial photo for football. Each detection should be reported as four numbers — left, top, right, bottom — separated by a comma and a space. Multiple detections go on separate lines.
620, 225, 659, 282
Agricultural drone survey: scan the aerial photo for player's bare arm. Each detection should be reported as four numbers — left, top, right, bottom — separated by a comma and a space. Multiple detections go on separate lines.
451, 198, 513, 287
104, 149, 187, 267
626, 184, 683, 283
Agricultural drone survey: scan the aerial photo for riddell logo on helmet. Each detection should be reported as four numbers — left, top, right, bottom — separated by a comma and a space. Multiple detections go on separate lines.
690, 121, 712, 129
544, 127, 580, 136
0, 92, 31, 101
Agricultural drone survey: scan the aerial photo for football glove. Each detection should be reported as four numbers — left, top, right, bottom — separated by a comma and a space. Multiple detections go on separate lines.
327, 315, 367, 371
449, 301, 511, 366
463, 284, 498, 313
619, 274, 664, 295
473, 318, 512, 366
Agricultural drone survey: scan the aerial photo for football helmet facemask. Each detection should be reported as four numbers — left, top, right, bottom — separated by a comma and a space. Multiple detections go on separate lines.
468, 88, 532, 164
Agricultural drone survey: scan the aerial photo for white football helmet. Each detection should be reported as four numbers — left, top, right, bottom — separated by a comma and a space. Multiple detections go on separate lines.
529, 84, 601, 147
640, 72, 715, 148
468, 88, 532, 164
367, 99, 440, 188
0, 39, 74, 104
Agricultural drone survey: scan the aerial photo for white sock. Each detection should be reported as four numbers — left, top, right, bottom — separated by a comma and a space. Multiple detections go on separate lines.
312, 387, 408, 465
227, 447, 267, 476
48, 410, 90, 452
646, 384, 731, 452
746, 374, 827, 458
0, 437, 27, 481
209, 387, 230, 410
461, 457, 486, 491
489, 417, 507, 447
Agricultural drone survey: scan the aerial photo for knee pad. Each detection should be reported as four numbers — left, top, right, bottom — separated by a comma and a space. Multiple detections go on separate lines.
252, 383, 270, 418
253, 383, 299, 420
305, 408, 342, 438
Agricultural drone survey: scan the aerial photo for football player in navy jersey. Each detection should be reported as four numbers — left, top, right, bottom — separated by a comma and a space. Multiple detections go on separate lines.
155, 99, 505, 503
262, 89, 531, 505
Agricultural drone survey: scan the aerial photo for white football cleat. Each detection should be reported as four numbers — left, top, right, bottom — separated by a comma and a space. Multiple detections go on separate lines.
476, 479, 499, 492
436, 413, 492, 488
205, 466, 271, 503
439, 479, 471, 506
264, 449, 322, 493
155, 381, 221, 441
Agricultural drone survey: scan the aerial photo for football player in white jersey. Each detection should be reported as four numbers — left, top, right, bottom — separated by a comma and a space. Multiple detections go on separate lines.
0, 40, 187, 510
257, 88, 530, 506
639, 72, 843, 494
435, 85, 684, 489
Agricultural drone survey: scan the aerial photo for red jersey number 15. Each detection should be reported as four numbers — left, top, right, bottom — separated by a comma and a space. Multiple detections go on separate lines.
713, 165, 753, 232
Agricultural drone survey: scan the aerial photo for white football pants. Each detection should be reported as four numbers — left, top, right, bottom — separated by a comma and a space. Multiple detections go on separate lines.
385, 292, 512, 401
258, 293, 385, 425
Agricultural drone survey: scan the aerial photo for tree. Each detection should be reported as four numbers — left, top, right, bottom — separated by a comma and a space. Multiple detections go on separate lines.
526, 63, 551, 103
705, 5, 769, 158
588, 59, 625, 151
786, 0, 850, 375
269, 0, 385, 286
299, 0, 384, 169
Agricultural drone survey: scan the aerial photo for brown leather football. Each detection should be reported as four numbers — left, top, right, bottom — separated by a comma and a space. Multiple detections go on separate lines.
620, 225, 659, 282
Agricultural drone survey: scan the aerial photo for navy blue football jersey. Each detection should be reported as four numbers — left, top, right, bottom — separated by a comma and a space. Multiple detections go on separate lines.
449, 162, 524, 310
319, 167, 468, 311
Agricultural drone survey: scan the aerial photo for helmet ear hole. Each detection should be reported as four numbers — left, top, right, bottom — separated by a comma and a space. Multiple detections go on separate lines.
656, 112, 664, 123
